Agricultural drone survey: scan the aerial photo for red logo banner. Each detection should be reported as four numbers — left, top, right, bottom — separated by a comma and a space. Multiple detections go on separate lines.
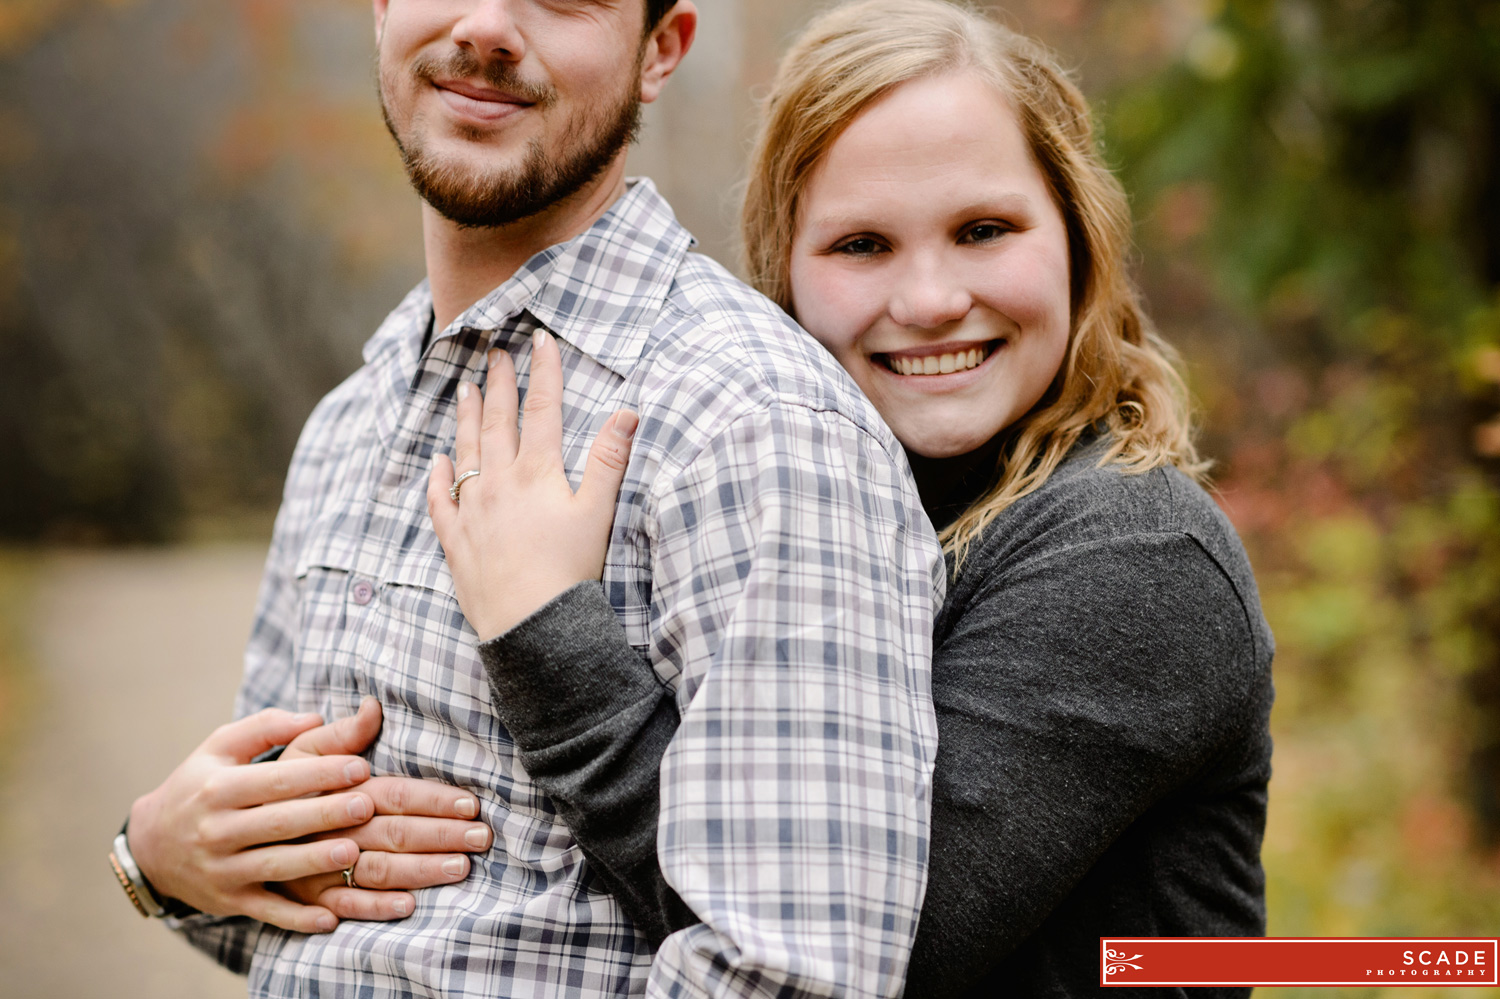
1100, 938, 1500, 987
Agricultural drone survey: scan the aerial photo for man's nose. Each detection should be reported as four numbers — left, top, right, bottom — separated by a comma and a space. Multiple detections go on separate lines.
887, 253, 973, 330
452, 0, 526, 62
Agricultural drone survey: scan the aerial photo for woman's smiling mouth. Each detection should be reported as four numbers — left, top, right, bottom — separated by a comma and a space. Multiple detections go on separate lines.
877, 340, 1002, 376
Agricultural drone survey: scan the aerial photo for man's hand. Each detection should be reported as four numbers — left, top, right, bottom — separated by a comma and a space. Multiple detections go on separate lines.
276, 698, 493, 921
127, 708, 374, 934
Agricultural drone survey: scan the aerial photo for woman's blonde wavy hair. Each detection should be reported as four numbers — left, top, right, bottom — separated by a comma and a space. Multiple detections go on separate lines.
741, 0, 1208, 568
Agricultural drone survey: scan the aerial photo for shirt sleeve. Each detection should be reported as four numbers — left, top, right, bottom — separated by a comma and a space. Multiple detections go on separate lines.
640, 401, 941, 999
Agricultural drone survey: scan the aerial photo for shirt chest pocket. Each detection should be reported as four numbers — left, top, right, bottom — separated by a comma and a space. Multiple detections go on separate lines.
290, 476, 656, 690
601, 553, 652, 650
291, 506, 465, 681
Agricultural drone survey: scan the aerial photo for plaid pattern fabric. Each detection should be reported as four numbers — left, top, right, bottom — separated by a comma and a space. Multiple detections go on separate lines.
174, 180, 944, 999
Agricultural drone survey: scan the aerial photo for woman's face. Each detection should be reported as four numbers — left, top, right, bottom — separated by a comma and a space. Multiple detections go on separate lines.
789, 71, 1073, 459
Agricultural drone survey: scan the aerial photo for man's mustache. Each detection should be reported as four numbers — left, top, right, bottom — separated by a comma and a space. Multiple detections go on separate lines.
410, 51, 556, 107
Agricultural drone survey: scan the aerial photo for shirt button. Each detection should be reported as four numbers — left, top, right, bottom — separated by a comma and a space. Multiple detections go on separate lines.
352, 580, 376, 606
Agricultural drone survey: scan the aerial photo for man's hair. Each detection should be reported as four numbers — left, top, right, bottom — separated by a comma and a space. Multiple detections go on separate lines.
742, 0, 1207, 569
647, 0, 677, 30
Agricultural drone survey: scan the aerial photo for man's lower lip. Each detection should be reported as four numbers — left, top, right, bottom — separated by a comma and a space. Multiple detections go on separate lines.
434, 86, 530, 122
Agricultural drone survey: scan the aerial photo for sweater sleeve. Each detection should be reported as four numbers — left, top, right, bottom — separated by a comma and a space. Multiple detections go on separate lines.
477, 581, 696, 948
902, 530, 1263, 996
483, 534, 1262, 992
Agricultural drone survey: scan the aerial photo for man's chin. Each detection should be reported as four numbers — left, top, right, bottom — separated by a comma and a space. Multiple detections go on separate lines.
418, 182, 551, 231
413, 128, 533, 174
384, 81, 641, 230
397, 143, 549, 229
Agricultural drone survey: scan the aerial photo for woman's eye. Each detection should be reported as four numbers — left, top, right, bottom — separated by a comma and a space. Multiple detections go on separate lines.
833, 237, 884, 256
963, 223, 1008, 244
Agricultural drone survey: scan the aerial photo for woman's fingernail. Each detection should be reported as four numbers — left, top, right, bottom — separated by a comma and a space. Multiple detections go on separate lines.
347, 796, 370, 821
612, 411, 639, 440
464, 826, 490, 849
487, 349, 501, 369
455, 797, 478, 819
458, 382, 470, 401
442, 857, 467, 877
331, 843, 353, 867
344, 760, 367, 783
392, 897, 410, 916
316, 914, 337, 932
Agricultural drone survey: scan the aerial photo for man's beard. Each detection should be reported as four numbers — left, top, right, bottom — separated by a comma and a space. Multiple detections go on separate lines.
380, 50, 642, 229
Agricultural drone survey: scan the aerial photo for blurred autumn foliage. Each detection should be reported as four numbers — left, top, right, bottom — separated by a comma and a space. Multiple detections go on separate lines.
1091, 0, 1500, 981
0, 0, 422, 541
2, 0, 1498, 986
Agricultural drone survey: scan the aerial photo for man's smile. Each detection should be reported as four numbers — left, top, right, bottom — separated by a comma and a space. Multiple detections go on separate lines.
432, 78, 535, 123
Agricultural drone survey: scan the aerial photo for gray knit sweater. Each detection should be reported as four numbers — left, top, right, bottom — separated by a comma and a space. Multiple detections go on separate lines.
479, 439, 1274, 997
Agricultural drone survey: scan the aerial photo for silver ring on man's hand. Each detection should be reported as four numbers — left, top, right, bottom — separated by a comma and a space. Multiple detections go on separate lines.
450, 469, 481, 504
342, 864, 358, 889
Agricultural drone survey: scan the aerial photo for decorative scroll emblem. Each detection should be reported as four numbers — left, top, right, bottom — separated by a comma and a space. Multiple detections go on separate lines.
1104, 949, 1145, 974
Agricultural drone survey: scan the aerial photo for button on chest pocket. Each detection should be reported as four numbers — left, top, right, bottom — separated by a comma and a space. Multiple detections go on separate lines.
357, 529, 474, 684
290, 519, 373, 707
290, 494, 467, 692
296, 513, 513, 784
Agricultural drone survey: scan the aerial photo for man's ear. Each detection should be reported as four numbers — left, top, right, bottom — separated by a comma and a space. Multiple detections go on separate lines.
373, 0, 389, 44
640, 1, 698, 105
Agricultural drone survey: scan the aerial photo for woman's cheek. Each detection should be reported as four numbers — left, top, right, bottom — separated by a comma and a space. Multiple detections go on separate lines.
794, 265, 879, 356
975, 253, 1070, 340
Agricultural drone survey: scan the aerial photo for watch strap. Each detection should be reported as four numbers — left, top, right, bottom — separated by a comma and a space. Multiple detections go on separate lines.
110, 820, 198, 919
110, 828, 167, 917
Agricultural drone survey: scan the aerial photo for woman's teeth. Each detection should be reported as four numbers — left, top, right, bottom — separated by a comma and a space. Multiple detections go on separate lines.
884, 345, 991, 376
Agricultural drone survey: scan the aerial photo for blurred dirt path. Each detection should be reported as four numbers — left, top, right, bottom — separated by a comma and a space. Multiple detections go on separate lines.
0, 546, 267, 999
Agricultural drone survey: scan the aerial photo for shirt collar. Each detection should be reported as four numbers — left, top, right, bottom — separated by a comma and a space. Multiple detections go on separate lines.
362, 178, 695, 377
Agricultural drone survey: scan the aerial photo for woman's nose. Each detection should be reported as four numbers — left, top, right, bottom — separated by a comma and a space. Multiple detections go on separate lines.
887, 254, 973, 330
452, 0, 527, 62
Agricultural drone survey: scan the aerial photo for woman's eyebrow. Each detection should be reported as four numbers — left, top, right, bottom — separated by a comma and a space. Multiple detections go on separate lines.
802, 193, 1038, 235
804, 212, 881, 232
951, 193, 1035, 218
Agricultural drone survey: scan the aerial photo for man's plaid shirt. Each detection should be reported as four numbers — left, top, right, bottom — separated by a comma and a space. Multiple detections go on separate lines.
176, 180, 944, 999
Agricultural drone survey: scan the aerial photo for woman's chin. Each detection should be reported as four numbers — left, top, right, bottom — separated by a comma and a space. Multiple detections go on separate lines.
895, 425, 1006, 461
